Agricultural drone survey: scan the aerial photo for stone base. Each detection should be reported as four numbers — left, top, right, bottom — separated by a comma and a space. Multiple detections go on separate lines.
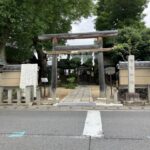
48, 97, 59, 101
124, 100, 146, 106
96, 97, 107, 103
126, 93, 140, 101
124, 92, 146, 106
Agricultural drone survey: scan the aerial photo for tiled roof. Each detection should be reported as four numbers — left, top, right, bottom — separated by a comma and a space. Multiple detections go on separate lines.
0, 65, 21, 72
118, 61, 150, 69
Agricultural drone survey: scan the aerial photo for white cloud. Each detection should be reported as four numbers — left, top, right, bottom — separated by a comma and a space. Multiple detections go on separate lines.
67, 16, 96, 45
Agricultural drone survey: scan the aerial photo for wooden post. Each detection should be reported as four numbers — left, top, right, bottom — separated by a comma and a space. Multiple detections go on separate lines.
50, 38, 58, 100
97, 37, 106, 98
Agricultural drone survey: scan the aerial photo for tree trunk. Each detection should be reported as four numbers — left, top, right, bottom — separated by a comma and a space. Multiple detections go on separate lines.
33, 37, 47, 83
36, 48, 47, 80
0, 42, 6, 65
0, 26, 10, 65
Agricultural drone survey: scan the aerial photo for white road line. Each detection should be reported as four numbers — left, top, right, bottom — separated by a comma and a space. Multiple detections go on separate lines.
83, 110, 103, 138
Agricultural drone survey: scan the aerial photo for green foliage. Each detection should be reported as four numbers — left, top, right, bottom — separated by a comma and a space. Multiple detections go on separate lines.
63, 77, 77, 89
6, 46, 32, 63
83, 58, 93, 67
67, 77, 76, 84
66, 76, 76, 89
110, 27, 150, 64
96, 0, 149, 30
69, 58, 81, 68
58, 57, 81, 69
95, 0, 150, 64
138, 28, 150, 60
63, 83, 77, 89
0, 0, 94, 63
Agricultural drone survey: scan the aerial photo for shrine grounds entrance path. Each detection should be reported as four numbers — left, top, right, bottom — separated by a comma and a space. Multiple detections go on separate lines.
55, 85, 123, 107
57, 85, 95, 107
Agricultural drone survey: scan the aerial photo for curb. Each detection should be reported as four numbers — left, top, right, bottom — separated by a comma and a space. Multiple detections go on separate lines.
1, 105, 150, 111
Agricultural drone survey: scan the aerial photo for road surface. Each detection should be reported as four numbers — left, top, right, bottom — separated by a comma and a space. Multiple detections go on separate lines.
0, 109, 150, 150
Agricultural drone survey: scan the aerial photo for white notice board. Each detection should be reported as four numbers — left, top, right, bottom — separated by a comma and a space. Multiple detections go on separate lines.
20, 64, 38, 97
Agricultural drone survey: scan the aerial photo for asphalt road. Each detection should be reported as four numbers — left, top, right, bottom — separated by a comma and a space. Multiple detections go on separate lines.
0, 110, 150, 150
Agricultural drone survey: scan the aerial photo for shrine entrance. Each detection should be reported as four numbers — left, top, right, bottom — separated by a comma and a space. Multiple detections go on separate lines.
77, 66, 93, 84
38, 31, 118, 100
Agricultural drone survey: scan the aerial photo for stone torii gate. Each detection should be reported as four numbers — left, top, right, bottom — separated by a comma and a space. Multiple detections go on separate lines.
38, 30, 118, 100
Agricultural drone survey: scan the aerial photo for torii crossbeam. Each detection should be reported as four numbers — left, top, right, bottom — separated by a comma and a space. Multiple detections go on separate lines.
39, 30, 118, 40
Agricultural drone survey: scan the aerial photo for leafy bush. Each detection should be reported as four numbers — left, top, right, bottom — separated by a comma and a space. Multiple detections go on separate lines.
67, 77, 75, 83
61, 76, 77, 89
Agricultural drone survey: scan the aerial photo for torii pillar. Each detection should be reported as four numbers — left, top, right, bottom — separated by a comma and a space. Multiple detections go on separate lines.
50, 38, 58, 100
97, 37, 106, 98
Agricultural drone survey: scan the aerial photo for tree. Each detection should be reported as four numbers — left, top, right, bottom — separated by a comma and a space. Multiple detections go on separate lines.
110, 27, 150, 65
0, 0, 94, 64
96, 0, 149, 30
95, 0, 150, 64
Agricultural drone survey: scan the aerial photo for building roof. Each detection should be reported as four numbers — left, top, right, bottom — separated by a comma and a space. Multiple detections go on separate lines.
0, 65, 21, 72
118, 61, 150, 69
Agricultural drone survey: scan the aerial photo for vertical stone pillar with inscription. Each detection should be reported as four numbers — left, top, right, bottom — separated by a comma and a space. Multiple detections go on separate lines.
128, 55, 135, 93
126, 55, 139, 101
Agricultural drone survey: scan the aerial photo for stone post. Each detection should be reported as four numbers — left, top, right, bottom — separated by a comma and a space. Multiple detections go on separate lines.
128, 55, 135, 93
114, 89, 118, 104
25, 86, 31, 104
126, 55, 139, 101
0, 87, 3, 103
8, 89, 12, 104
148, 85, 150, 102
17, 88, 21, 104
33, 86, 37, 100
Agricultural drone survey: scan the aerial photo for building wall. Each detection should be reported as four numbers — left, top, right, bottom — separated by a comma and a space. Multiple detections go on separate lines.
0, 72, 20, 87
119, 69, 150, 86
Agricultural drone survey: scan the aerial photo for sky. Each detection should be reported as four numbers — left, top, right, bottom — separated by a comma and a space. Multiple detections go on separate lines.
144, 2, 150, 27
67, 2, 150, 45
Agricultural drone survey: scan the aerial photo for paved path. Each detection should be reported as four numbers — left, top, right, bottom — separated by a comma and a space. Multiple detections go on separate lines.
57, 85, 121, 107
62, 86, 93, 102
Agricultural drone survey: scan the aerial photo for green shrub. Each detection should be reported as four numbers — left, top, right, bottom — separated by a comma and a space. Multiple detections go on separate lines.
60, 76, 77, 89
67, 77, 75, 83
63, 83, 77, 89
